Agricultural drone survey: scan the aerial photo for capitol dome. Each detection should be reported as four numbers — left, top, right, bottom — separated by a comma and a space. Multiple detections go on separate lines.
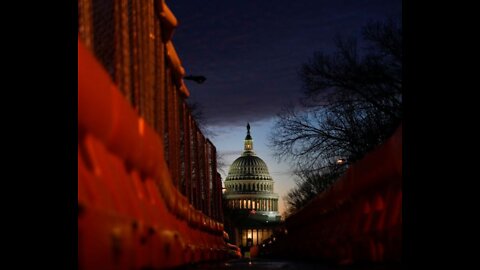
224, 123, 277, 193
226, 153, 273, 181
223, 123, 281, 249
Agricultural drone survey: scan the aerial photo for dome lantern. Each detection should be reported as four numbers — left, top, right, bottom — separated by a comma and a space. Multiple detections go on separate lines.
244, 123, 253, 152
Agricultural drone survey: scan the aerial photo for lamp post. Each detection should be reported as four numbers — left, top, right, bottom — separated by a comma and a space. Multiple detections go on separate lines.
336, 158, 347, 165
336, 158, 350, 172
184, 75, 206, 84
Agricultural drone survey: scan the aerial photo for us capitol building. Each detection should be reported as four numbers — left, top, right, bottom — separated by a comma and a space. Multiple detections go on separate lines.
223, 123, 282, 250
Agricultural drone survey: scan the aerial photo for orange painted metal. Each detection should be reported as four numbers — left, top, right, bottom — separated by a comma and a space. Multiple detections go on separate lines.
156, 0, 178, 42
264, 124, 402, 264
78, 41, 229, 268
78, 1, 229, 266
165, 41, 190, 97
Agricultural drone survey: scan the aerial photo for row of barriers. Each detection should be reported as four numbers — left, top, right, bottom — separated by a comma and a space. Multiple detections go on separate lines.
78, 1, 230, 269
260, 124, 402, 264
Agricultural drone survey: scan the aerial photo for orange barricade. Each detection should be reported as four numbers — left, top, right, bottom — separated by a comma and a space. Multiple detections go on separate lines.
78, 1, 228, 269
268, 124, 402, 264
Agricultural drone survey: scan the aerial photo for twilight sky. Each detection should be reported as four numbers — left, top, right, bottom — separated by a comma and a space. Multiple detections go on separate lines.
168, 0, 402, 215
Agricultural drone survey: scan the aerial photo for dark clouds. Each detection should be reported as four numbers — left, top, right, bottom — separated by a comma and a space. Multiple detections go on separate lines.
169, 0, 402, 127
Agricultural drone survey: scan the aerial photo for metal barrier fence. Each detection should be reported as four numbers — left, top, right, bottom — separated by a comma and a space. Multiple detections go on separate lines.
78, 1, 228, 269
260, 124, 402, 265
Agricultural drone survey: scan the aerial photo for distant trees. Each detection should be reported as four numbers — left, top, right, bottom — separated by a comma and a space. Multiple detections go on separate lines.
283, 166, 344, 216
271, 19, 402, 214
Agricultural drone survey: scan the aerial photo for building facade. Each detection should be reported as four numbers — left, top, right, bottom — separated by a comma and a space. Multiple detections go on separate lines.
223, 123, 281, 250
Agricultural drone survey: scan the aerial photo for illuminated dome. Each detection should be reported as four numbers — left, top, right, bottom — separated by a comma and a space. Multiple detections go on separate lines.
226, 155, 273, 181
224, 123, 276, 191
226, 122, 273, 181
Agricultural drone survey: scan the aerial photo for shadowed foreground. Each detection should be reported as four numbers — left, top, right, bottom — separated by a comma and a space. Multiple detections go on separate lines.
186, 258, 402, 270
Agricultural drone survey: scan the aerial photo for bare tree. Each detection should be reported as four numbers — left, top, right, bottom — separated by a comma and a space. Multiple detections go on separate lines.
187, 101, 217, 138
271, 19, 402, 214
284, 165, 344, 214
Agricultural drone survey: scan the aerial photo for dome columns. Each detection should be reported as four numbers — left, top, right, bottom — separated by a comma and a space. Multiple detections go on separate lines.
225, 180, 274, 193
225, 197, 279, 211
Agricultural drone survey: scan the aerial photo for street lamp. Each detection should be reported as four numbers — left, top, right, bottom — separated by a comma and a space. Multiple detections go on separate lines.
336, 158, 347, 165
184, 75, 206, 84
336, 158, 350, 172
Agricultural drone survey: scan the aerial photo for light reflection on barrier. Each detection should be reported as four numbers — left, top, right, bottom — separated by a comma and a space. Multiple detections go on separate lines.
78, 1, 229, 269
